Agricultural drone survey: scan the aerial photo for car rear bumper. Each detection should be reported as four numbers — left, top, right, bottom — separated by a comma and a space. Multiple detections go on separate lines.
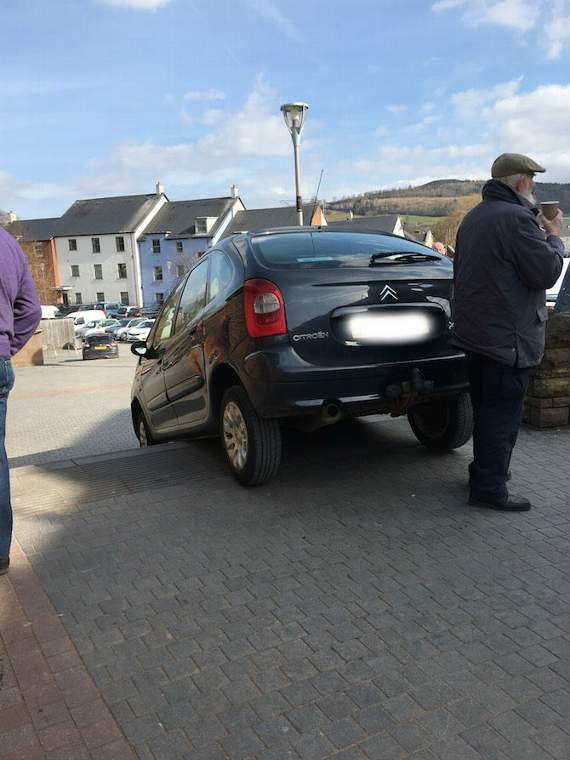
83, 348, 118, 359
242, 348, 469, 418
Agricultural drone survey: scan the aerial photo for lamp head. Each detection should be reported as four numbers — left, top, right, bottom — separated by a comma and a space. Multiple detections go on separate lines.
280, 102, 309, 136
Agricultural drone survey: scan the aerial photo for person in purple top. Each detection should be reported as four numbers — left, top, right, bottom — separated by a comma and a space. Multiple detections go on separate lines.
0, 227, 41, 575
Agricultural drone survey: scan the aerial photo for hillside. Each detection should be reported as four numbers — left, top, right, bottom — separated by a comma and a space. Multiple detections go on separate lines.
327, 179, 570, 217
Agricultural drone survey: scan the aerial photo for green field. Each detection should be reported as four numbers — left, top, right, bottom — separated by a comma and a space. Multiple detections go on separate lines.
401, 214, 446, 226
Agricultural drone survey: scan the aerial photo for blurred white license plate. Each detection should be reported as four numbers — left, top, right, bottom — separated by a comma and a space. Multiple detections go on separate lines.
348, 310, 435, 344
94, 345, 108, 350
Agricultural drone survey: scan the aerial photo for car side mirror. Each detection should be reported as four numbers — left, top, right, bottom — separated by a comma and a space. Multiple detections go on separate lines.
130, 341, 150, 357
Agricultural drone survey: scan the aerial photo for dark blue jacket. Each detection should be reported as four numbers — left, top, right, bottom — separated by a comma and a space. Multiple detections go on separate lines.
451, 180, 564, 368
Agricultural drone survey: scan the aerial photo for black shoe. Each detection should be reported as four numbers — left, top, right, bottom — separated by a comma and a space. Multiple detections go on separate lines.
0, 556, 9, 575
469, 493, 531, 511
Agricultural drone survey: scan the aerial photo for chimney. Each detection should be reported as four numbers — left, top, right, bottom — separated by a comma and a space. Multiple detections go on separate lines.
8, 211, 17, 223
230, 184, 239, 199
156, 181, 165, 196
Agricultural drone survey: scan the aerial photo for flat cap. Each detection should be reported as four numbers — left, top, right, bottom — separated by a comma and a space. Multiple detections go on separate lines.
491, 153, 546, 178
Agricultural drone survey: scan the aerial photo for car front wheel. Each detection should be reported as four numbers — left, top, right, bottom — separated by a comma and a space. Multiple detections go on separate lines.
408, 393, 473, 451
136, 410, 155, 447
220, 385, 281, 486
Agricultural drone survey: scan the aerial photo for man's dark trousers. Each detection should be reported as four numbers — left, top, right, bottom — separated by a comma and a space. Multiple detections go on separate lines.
466, 351, 530, 501
0, 357, 15, 559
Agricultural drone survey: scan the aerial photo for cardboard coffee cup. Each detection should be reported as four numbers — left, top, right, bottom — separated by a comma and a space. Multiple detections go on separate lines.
540, 201, 559, 220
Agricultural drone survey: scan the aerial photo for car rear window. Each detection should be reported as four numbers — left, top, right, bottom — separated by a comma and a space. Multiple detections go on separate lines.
87, 334, 113, 344
251, 231, 438, 269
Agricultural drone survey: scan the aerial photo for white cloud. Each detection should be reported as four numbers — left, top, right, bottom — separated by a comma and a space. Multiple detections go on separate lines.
348, 80, 570, 187
452, 78, 523, 118
242, 0, 300, 40
96, 0, 171, 9
544, 3, 570, 59
183, 89, 225, 102
432, 0, 570, 56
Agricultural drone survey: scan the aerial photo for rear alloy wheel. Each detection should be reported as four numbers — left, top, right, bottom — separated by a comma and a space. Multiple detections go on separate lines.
220, 385, 281, 486
136, 410, 155, 448
408, 393, 473, 451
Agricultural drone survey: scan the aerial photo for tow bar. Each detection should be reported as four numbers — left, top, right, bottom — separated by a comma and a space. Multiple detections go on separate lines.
385, 368, 435, 416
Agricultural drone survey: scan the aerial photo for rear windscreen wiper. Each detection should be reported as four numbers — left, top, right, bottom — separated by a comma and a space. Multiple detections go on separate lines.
370, 251, 440, 265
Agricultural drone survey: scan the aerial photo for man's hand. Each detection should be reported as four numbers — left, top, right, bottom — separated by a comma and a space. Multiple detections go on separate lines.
539, 208, 563, 237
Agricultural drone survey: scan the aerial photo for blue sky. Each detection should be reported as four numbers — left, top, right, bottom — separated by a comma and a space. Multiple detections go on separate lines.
1, 0, 569, 218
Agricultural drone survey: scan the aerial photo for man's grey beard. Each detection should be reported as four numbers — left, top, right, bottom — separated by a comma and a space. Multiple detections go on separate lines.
520, 190, 536, 205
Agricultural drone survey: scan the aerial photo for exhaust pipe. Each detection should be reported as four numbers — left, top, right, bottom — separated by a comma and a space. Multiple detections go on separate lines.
321, 401, 341, 424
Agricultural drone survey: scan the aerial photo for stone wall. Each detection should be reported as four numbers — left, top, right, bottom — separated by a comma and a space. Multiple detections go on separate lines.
524, 312, 570, 427
11, 330, 44, 367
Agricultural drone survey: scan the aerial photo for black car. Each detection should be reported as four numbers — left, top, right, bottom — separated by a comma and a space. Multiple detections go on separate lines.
82, 333, 119, 360
130, 228, 472, 485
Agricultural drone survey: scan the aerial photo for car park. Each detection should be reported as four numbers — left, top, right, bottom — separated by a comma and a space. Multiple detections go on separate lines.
116, 318, 145, 341
130, 227, 472, 486
82, 333, 119, 360
84, 319, 120, 338
126, 319, 155, 342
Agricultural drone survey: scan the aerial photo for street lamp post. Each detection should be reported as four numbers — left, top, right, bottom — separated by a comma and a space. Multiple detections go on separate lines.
280, 102, 309, 226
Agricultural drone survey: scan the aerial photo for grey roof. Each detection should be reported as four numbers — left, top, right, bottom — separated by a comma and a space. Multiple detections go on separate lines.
56, 193, 165, 236
4, 217, 59, 241
326, 214, 400, 234
141, 197, 235, 239
221, 204, 321, 239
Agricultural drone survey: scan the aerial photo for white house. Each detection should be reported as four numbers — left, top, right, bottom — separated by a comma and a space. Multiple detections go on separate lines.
55, 184, 167, 307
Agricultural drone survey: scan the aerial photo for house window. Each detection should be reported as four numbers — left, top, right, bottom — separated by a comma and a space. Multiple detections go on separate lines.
155, 292, 164, 305
154, 266, 163, 281
96, 292, 105, 302
118, 263, 127, 279
152, 239, 161, 254
176, 241, 183, 254
120, 292, 130, 305
116, 236, 125, 252
92, 237, 101, 253
71, 265, 80, 277
68, 239, 77, 251
75, 292, 82, 305
177, 265, 186, 278
94, 264, 103, 280
195, 219, 208, 234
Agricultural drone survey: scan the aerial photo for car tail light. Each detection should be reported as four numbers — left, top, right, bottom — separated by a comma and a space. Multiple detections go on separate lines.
244, 279, 287, 338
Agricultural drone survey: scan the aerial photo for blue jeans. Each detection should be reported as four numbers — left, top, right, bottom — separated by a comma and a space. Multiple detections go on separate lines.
0, 356, 14, 558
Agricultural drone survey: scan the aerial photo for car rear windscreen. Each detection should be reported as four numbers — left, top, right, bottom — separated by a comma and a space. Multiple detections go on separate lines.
87, 334, 113, 343
251, 232, 441, 268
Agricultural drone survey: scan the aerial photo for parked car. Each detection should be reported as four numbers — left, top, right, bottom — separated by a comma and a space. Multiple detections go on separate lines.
547, 257, 570, 304
116, 318, 145, 341
41, 305, 62, 319
94, 301, 123, 318
108, 318, 131, 337
126, 319, 155, 342
130, 228, 472, 485
75, 318, 106, 337
116, 306, 142, 319
82, 333, 119, 360
84, 319, 120, 338
68, 309, 107, 328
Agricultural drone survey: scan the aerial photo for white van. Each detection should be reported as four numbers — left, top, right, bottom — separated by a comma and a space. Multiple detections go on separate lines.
67, 309, 107, 326
41, 305, 62, 319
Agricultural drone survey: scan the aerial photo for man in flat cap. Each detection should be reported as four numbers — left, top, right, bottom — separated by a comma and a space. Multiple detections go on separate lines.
451, 153, 564, 511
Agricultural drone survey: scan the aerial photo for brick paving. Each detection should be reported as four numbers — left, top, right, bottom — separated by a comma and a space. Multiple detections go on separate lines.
7, 345, 139, 467
1, 415, 569, 759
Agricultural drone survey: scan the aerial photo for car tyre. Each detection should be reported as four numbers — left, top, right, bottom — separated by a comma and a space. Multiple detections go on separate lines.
408, 392, 473, 451
136, 409, 156, 447
220, 385, 281, 486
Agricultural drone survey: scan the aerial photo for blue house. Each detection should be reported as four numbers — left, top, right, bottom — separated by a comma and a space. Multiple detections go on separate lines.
138, 190, 244, 306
